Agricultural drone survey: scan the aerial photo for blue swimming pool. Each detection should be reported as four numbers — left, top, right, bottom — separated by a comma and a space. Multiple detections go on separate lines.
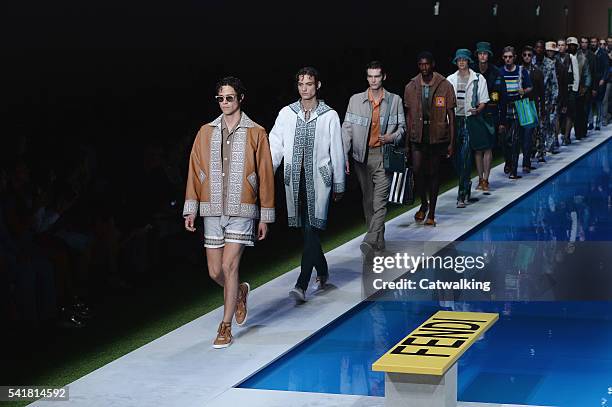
240, 138, 612, 407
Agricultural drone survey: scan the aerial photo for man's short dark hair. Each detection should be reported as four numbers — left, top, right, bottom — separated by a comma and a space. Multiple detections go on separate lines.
580, 36, 589, 42
366, 61, 385, 76
503, 46, 516, 56
535, 40, 545, 47
296, 66, 320, 84
417, 51, 434, 64
522, 45, 534, 54
215, 76, 246, 100
590, 36, 599, 41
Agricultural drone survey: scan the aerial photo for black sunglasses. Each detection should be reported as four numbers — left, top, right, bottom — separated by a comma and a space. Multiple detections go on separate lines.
215, 95, 238, 103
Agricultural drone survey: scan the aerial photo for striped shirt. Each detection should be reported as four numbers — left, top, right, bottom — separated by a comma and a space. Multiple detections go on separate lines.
456, 74, 469, 116
501, 65, 532, 118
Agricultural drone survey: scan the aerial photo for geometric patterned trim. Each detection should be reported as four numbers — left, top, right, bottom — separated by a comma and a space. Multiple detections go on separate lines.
199, 201, 260, 219
289, 101, 301, 114
314, 101, 333, 117
224, 231, 256, 245
333, 182, 345, 194
289, 216, 326, 230
318, 164, 332, 187
290, 100, 334, 119
204, 235, 225, 248
247, 171, 258, 192
237, 203, 259, 219
284, 163, 291, 186
198, 169, 206, 184
311, 217, 327, 230
345, 112, 370, 127
208, 123, 223, 213
183, 199, 198, 217
388, 112, 405, 126
291, 115, 317, 229
260, 207, 275, 223
226, 127, 246, 216
200, 202, 222, 217
288, 216, 298, 227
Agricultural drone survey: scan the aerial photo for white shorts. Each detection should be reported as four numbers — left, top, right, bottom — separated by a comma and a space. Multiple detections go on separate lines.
203, 215, 255, 248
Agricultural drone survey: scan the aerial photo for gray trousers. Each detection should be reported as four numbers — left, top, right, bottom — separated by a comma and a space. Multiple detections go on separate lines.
354, 146, 391, 250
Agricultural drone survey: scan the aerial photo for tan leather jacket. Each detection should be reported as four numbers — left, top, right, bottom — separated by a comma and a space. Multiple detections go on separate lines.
183, 113, 275, 223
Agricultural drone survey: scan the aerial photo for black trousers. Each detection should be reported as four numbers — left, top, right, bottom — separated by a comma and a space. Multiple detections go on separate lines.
295, 170, 328, 291
575, 93, 588, 139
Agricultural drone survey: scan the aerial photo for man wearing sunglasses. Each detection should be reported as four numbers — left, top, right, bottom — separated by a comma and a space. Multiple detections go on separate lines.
500, 46, 533, 179
183, 76, 275, 349
519, 45, 543, 171
269, 67, 345, 303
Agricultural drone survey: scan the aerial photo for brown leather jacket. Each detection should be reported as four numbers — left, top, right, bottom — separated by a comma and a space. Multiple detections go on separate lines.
183, 113, 275, 223
403, 72, 456, 144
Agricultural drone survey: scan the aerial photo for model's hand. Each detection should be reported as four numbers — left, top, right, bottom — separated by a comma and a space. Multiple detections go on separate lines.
518, 88, 525, 96
446, 144, 454, 158
498, 124, 506, 134
379, 133, 394, 145
468, 108, 479, 115
184, 214, 196, 232
561, 106, 567, 114
345, 160, 350, 175
257, 222, 268, 241
592, 90, 598, 97
599, 79, 605, 87
333, 192, 344, 202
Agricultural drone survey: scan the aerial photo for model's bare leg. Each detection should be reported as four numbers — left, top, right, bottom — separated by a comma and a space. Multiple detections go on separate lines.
474, 150, 484, 183
206, 247, 224, 286
483, 149, 493, 181
220, 243, 245, 323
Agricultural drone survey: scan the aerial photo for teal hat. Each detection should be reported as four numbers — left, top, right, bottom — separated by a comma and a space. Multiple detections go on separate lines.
452, 48, 474, 64
475, 41, 493, 57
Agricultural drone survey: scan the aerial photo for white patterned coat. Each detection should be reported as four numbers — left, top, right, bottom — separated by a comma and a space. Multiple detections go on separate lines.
269, 101, 345, 230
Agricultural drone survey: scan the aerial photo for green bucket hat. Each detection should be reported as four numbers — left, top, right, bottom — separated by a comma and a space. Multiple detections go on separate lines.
452, 48, 474, 64
475, 41, 494, 57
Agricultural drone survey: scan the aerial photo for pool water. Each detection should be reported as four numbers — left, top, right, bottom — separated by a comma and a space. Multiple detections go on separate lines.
240, 139, 612, 407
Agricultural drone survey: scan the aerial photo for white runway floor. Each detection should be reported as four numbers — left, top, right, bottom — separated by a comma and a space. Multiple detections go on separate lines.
30, 129, 612, 407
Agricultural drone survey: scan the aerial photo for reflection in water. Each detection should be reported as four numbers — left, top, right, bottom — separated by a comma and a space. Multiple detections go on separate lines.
467, 140, 611, 242
240, 141, 612, 407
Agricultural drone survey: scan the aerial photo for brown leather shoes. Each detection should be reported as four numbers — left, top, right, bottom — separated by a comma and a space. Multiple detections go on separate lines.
213, 322, 233, 349
235, 282, 250, 326
481, 179, 490, 192
414, 205, 428, 222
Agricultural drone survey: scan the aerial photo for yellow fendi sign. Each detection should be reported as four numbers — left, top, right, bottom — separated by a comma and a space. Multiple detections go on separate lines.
372, 311, 498, 375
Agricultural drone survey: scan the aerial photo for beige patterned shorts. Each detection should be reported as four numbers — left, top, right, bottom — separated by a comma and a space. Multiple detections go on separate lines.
203, 215, 255, 248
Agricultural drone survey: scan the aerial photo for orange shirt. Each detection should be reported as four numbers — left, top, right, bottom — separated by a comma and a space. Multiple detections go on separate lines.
368, 89, 383, 147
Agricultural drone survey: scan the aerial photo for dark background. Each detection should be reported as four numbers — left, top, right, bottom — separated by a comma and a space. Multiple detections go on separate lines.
4, 0, 567, 155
